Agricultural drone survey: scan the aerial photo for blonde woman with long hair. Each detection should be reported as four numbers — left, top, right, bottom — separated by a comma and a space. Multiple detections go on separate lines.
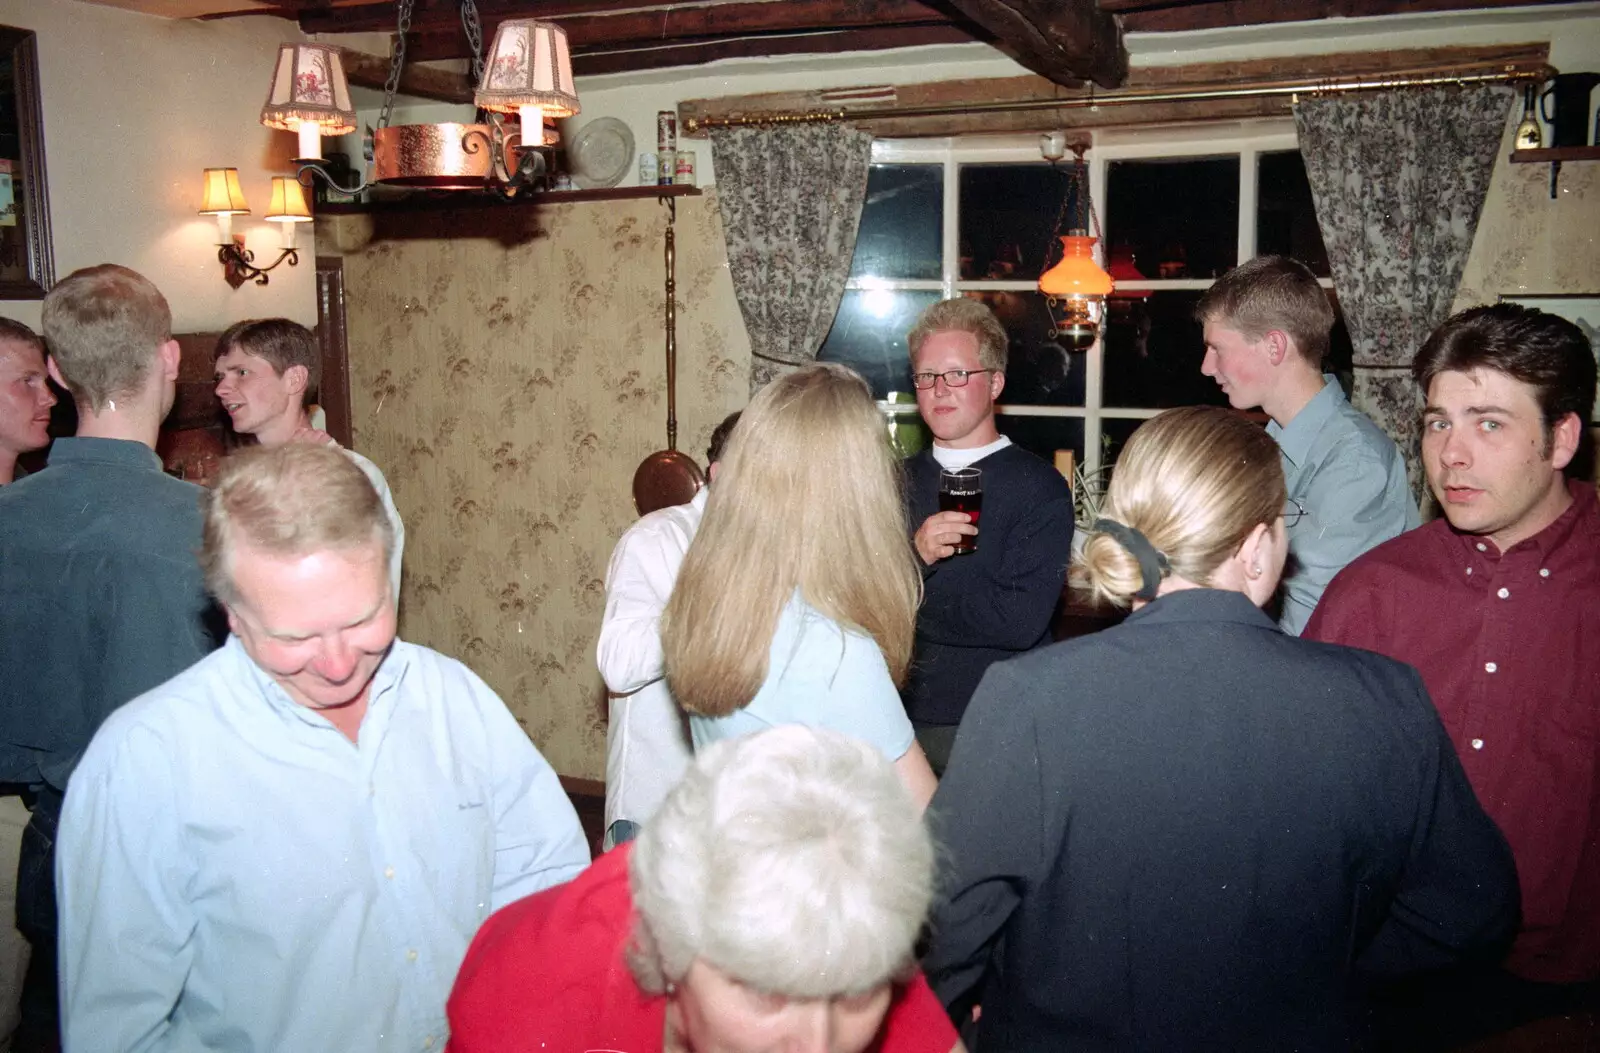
662, 364, 938, 810
921, 406, 1517, 1048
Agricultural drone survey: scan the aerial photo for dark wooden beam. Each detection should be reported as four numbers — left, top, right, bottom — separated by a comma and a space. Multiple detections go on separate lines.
942, 0, 1126, 89
1118, 0, 1588, 32
296, 0, 828, 34
569, 25, 982, 77
336, 47, 474, 104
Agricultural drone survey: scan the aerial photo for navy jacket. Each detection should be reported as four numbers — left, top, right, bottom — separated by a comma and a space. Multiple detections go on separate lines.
923, 589, 1519, 1051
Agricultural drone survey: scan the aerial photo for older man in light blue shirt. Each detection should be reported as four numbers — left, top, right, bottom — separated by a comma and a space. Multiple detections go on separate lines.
1199, 256, 1417, 634
56, 443, 589, 1052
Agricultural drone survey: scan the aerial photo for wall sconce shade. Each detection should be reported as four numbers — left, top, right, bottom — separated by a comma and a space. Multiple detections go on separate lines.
264, 176, 312, 223
261, 44, 356, 134
199, 168, 249, 216
475, 20, 579, 146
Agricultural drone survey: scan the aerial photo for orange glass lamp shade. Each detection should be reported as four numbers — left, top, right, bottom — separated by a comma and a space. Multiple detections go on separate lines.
1039, 234, 1114, 350
260, 43, 357, 161
199, 168, 250, 244
474, 20, 579, 148
264, 176, 312, 249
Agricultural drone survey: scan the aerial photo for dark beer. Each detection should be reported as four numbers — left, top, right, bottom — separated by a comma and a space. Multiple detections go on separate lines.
939, 488, 982, 554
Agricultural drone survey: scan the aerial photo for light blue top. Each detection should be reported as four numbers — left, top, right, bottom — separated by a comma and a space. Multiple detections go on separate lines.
1267, 375, 1420, 635
57, 635, 590, 1053
690, 592, 916, 762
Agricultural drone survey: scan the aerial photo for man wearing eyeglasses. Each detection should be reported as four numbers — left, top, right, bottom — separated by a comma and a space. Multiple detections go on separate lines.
1198, 255, 1417, 634
901, 298, 1075, 775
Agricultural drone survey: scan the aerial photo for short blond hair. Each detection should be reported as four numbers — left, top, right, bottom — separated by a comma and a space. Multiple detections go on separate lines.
662, 364, 921, 718
907, 297, 1009, 372
41, 265, 172, 412
1075, 406, 1284, 607
202, 444, 391, 607
1194, 255, 1333, 366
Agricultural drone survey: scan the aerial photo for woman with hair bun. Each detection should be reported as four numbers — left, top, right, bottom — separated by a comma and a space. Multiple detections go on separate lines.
921, 405, 1519, 1050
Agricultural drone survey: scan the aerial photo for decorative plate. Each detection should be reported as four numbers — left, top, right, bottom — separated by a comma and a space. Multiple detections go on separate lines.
567, 117, 635, 190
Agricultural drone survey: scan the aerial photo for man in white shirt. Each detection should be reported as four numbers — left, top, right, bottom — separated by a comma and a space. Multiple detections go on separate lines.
57, 443, 588, 1052
213, 318, 406, 605
597, 411, 739, 847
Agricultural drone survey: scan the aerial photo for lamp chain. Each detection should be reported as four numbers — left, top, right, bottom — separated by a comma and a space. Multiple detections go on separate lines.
379, 0, 415, 131
460, 0, 485, 87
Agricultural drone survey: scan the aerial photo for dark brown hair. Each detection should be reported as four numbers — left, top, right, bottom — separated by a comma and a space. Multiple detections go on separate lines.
1195, 255, 1334, 367
215, 318, 321, 402
706, 410, 741, 467
1413, 303, 1596, 433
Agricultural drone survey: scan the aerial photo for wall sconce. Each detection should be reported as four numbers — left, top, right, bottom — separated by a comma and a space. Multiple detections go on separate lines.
198, 168, 304, 289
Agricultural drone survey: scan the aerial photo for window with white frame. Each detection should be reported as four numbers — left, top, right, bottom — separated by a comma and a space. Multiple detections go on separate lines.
819, 120, 1353, 477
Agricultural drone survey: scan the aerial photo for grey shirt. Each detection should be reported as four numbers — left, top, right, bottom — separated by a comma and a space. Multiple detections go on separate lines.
0, 437, 220, 790
1268, 376, 1419, 635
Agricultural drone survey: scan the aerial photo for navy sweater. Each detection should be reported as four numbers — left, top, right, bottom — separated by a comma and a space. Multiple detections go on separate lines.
902, 444, 1074, 726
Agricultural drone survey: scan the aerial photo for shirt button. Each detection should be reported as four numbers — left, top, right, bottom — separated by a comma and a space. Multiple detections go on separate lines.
1497, 587, 1510, 599
1540, 568, 1550, 578
1465, 567, 1473, 575
1470, 738, 1484, 750
424, 1038, 436, 1050
407, 949, 418, 962
384, 866, 395, 880
1485, 662, 1498, 673
1476, 542, 1487, 551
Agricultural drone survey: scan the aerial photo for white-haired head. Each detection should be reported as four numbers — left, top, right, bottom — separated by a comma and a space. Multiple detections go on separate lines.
627, 725, 934, 998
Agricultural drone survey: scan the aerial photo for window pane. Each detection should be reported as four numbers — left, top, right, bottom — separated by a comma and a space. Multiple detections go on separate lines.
1102, 417, 1148, 469
958, 164, 1068, 281
849, 165, 943, 281
995, 413, 1083, 469
1103, 291, 1228, 409
962, 291, 1087, 407
1257, 151, 1330, 277
819, 289, 942, 399
1104, 156, 1239, 280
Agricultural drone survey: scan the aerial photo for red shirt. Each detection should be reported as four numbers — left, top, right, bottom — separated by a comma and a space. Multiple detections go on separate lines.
1306, 481, 1600, 983
446, 843, 959, 1052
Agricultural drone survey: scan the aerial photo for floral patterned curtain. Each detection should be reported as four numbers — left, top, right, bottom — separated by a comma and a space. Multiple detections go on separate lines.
709, 123, 873, 392
1294, 84, 1514, 495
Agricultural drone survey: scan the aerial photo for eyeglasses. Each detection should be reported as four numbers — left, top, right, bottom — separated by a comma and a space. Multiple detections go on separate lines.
910, 368, 996, 390
1281, 497, 1307, 527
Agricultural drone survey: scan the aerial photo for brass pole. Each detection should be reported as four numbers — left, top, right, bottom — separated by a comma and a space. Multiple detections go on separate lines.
683, 63, 1549, 133
663, 196, 678, 452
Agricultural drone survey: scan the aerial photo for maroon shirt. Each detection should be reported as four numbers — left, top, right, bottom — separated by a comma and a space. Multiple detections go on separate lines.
1305, 480, 1600, 983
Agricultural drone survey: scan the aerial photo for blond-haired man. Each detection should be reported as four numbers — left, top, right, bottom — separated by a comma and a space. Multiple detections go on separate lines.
1197, 255, 1417, 633
0, 319, 55, 486
903, 298, 1074, 773
0, 266, 221, 1048
57, 443, 588, 1052
214, 317, 405, 603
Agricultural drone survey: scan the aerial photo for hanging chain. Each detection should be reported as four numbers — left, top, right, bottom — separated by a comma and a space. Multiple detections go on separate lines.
460, 0, 486, 89
378, 0, 416, 131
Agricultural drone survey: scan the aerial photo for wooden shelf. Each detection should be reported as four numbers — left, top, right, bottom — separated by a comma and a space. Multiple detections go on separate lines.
316, 183, 701, 215
1510, 146, 1600, 164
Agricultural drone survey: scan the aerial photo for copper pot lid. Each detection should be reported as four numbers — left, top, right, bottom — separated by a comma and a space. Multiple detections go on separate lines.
633, 450, 703, 516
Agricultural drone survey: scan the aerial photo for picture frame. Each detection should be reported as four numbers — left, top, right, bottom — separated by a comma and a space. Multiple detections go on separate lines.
0, 26, 53, 299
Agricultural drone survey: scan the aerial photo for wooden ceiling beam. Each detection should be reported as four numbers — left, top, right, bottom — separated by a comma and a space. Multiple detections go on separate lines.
941, 0, 1126, 89
569, 25, 982, 77
1118, 0, 1588, 32
296, 0, 836, 35
336, 47, 474, 104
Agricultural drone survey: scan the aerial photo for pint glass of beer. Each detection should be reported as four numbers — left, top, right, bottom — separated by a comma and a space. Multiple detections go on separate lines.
938, 467, 982, 555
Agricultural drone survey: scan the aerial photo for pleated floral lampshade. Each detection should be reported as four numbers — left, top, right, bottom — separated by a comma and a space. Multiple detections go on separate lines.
474, 20, 579, 147
260, 43, 357, 160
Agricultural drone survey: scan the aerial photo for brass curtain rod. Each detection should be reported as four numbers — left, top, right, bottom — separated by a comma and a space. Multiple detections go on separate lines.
682, 62, 1550, 133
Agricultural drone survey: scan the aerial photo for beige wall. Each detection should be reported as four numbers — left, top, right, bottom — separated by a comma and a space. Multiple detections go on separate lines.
0, 0, 316, 331
337, 193, 748, 779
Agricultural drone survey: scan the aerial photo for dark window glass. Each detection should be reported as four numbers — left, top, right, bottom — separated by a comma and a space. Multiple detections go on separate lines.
958, 164, 1073, 281
1102, 291, 1228, 409
1104, 156, 1239, 280
1257, 151, 1331, 277
819, 289, 942, 399
962, 291, 1087, 407
1325, 292, 1356, 384
1102, 417, 1148, 470
996, 413, 1083, 469
849, 165, 943, 281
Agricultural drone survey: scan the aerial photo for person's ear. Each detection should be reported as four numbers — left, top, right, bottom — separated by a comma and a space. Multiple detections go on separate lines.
707, 460, 718, 485
1549, 411, 1582, 472
46, 355, 67, 391
1235, 521, 1273, 580
159, 338, 181, 382
284, 363, 310, 398
988, 369, 1005, 401
1263, 330, 1291, 366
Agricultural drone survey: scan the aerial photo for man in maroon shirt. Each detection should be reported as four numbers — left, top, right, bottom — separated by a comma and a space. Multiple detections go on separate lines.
1306, 303, 1599, 1044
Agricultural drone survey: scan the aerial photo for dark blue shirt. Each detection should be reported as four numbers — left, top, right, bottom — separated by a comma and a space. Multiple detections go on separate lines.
0, 437, 220, 790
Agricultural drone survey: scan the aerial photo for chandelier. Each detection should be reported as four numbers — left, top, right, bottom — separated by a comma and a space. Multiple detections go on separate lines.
260, 0, 579, 198
1037, 135, 1114, 350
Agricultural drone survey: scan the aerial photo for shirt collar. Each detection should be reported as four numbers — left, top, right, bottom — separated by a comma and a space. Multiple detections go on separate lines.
1451, 478, 1599, 562
1266, 375, 1344, 470
226, 632, 411, 730
1122, 587, 1280, 633
46, 436, 163, 472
